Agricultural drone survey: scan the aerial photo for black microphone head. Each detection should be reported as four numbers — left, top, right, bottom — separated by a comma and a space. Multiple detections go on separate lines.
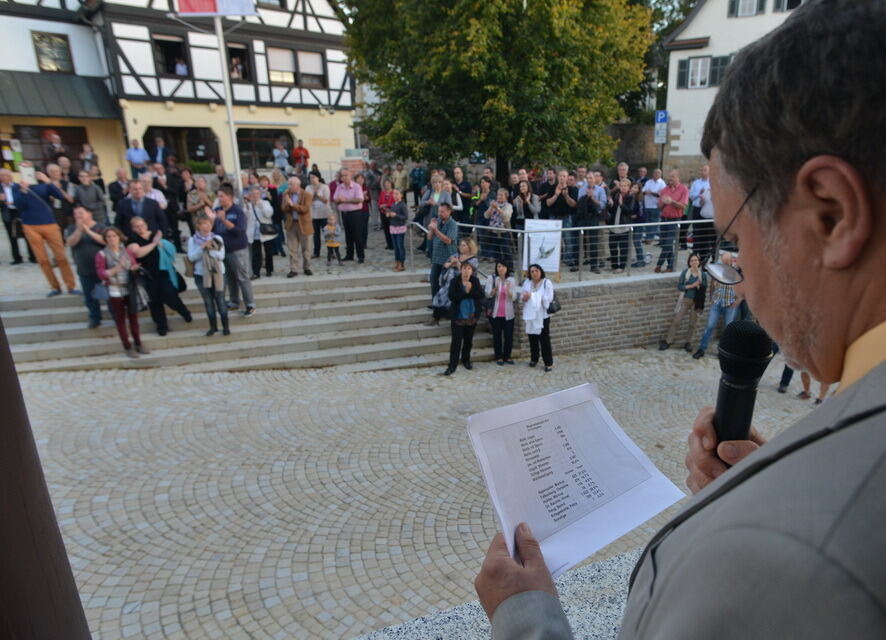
718, 320, 774, 380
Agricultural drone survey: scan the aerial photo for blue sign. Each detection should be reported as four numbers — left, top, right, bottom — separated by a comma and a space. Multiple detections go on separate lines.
655, 110, 669, 124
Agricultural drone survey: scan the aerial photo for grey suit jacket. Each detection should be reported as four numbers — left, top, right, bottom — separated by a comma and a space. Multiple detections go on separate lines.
493, 362, 886, 639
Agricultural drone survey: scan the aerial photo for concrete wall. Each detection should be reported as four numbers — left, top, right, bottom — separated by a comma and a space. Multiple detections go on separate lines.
608, 124, 657, 170
511, 273, 720, 355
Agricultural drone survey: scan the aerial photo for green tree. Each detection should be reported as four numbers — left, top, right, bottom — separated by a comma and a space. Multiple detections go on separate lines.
331, 0, 652, 176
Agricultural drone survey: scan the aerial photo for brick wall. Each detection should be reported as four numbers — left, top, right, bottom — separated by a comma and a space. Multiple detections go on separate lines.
510, 274, 721, 355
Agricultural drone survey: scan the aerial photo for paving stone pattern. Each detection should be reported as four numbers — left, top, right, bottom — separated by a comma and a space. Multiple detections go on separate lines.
19, 348, 813, 639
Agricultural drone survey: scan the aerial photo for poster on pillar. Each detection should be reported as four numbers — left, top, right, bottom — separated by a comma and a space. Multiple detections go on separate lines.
522, 218, 562, 274
177, 0, 257, 16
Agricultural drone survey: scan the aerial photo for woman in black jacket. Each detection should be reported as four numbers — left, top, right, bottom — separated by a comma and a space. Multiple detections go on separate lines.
607, 178, 636, 273
443, 262, 485, 376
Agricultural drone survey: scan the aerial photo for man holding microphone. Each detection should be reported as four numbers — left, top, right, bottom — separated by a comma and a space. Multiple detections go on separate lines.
475, 2, 886, 637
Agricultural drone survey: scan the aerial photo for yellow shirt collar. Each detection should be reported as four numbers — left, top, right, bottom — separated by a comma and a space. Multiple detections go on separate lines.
838, 321, 886, 392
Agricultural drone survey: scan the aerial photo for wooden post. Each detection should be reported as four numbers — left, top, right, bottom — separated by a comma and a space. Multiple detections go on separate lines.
0, 318, 91, 638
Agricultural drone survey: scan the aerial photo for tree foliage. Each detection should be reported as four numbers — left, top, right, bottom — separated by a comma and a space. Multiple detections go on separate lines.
332, 0, 652, 168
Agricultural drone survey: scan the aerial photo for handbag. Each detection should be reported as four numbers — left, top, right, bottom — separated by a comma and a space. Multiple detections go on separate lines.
251, 203, 277, 236
92, 282, 110, 301
184, 256, 195, 277
545, 281, 562, 314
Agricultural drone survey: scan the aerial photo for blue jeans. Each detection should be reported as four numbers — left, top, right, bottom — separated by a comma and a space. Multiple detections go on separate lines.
561, 215, 578, 265
698, 299, 739, 350
632, 231, 645, 264
645, 207, 660, 238
79, 273, 102, 324
656, 224, 677, 270
392, 232, 405, 263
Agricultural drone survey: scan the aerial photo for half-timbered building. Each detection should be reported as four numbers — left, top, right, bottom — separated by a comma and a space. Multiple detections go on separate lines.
0, 0, 355, 176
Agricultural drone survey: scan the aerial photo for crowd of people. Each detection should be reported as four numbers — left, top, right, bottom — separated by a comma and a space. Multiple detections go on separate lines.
2, 131, 722, 364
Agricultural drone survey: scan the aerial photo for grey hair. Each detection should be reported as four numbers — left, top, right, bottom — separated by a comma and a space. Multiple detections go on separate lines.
701, 0, 886, 225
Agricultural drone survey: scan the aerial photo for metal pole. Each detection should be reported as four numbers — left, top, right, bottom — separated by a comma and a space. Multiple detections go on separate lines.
578, 229, 584, 281
214, 15, 243, 201
627, 226, 633, 277
658, 143, 665, 172
406, 222, 414, 271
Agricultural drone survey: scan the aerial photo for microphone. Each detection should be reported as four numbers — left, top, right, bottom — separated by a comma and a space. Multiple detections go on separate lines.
714, 320, 774, 449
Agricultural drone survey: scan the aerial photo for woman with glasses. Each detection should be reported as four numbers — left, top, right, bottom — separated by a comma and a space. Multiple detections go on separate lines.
660, 252, 707, 352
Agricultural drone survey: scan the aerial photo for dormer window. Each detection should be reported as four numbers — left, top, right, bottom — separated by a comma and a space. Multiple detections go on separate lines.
32, 32, 74, 73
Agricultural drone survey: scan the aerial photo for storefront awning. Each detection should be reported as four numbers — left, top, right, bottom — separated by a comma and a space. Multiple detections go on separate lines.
0, 71, 120, 120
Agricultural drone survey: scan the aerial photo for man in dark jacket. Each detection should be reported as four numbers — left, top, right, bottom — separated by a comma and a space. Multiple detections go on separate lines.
114, 180, 163, 234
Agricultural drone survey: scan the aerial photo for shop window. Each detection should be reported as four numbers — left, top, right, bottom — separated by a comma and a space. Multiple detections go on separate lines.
228, 43, 250, 81
267, 47, 295, 84
237, 129, 293, 170
154, 34, 189, 76
144, 126, 219, 170
13, 125, 88, 167
32, 32, 74, 73
297, 51, 325, 89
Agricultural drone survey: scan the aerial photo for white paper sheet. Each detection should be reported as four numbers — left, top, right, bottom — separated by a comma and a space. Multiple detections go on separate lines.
468, 383, 685, 578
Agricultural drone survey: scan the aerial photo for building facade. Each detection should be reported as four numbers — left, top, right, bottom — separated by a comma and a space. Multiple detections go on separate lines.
0, 0, 355, 178
0, 0, 126, 173
663, 0, 805, 177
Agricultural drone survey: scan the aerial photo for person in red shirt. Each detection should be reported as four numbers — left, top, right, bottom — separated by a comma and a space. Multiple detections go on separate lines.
291, 139, 310, 172
655, 169, 689, 272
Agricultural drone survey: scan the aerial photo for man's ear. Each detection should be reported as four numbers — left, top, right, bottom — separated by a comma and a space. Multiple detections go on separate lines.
792, 156, 873, 269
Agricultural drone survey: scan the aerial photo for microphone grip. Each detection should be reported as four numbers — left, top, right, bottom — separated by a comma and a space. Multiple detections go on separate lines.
713, 376, 759, 446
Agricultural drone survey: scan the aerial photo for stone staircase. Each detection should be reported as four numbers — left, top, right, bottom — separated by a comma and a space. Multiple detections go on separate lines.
1, 271, 493, 373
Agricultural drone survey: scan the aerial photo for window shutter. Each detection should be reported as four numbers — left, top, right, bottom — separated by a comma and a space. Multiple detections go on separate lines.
709, 56, 729, 86
728, 0, 738, 17
677, 59, 689, 89
267, 47, 295, 72
297, 51, 324, 75
757, 0, 766, 14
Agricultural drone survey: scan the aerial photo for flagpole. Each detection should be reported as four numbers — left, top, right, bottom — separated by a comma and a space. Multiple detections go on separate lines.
214, 14, 243, 201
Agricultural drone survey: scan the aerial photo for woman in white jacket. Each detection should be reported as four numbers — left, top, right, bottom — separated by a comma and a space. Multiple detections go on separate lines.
485, 260, 519, 365
520, 263, 555, 371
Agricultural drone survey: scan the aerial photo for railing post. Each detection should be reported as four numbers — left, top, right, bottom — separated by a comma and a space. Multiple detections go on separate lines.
406, 222, 414, 272
578, 229, 584, 280
627, 226, 633, 277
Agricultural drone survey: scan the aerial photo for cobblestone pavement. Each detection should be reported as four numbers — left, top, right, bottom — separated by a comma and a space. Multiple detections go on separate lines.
19, 348, 813, 639
1, 223, 696, 299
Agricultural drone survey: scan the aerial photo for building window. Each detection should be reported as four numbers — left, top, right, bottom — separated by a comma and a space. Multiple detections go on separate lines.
775, 0, 803, 10
267, 47, 295, 84
688, 57, 710, 89
257, 0, 286, 8
297, 51, 325, 89
236, 129, 293, 170
676, 55, 732, 90
154, 34, 189, 77
728, 0, 765, 17
32, 32, 74, 73
228, 43, 250, 81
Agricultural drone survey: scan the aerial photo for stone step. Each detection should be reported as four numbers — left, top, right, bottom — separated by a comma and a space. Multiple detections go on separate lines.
14, 330, 493, 373
1, 284, 431, 329
10, 309, 437, 362
0, 270, 426, 312
176, 334, 495, 373
5, 295, 430, 344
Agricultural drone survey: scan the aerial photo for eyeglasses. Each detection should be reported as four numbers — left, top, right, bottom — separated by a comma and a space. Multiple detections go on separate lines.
704, 185, 758, 285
